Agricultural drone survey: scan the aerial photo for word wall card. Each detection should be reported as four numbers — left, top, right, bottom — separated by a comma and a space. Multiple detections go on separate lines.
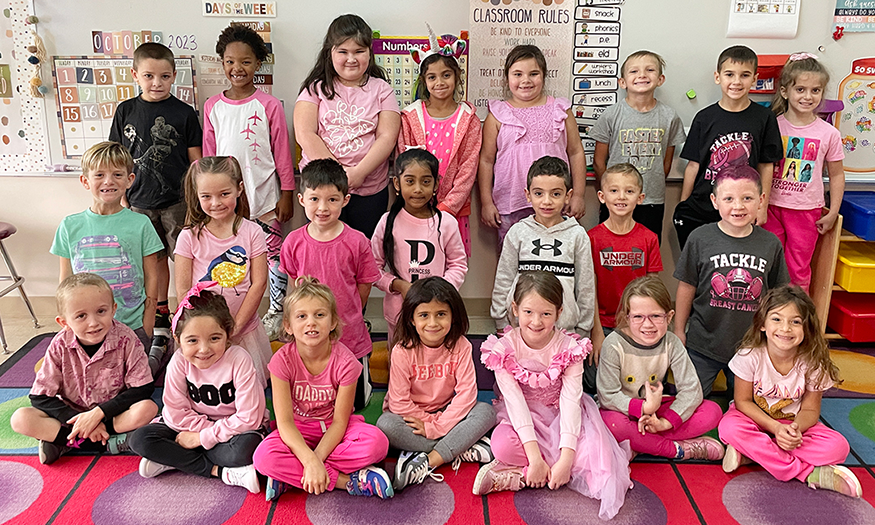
373, 36, 469, 109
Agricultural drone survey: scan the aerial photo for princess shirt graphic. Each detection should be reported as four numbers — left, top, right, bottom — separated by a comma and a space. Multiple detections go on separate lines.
322, 101, 376, 157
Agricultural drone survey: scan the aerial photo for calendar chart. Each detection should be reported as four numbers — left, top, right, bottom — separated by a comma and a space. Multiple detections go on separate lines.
51, 56, 198, 158
373, 37, 469, 109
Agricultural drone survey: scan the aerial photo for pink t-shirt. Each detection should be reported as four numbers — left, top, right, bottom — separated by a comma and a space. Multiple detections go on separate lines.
175, 220, 267, 336
269, 340, 362, 422
772, 115, 844, 210
297, 78, 400, 196
423, 105, 461, 179
279, 224, 380, 359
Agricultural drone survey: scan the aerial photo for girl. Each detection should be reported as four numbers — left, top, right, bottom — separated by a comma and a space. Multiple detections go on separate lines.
295, 14, 401, 239
175, 157, 272, 387
719, 286, 861, 498
376, 277, 496, 491
597, 276, 724, 461
475, 271, 630, 521
203, 24, 295, 342
371, 149, 468, 344
252, 277, 392, 501
129, 285, 268, 494
478, 45, 587, 246
398, 29, 481, 256
766, 53, 845, 293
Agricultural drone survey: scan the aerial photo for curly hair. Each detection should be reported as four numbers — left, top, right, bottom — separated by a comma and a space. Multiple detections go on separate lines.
216, 24, 269, 62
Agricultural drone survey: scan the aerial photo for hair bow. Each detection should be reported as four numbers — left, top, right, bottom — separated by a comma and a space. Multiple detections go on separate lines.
171, 280, 217, 333
410, 23, 466, 69
789, 52, 818, 62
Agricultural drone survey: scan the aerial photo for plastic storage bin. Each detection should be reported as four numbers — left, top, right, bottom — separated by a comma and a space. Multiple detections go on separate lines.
828, 292, 875, 343
840, 192, 875, 241
835, 243, 875, 293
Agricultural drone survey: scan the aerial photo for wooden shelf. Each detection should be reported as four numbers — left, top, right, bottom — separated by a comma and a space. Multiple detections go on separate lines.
840, 230, 867, 242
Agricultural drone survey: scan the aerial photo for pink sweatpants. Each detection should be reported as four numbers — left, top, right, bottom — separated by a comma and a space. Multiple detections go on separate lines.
252, 415, 389, 490
599, 399, 723, 458
762, 206, 821, 293
718, 405, 849, 482
491, 421, 532, 466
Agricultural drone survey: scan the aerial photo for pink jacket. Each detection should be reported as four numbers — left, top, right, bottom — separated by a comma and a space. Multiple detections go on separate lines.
398, 100, 482, 218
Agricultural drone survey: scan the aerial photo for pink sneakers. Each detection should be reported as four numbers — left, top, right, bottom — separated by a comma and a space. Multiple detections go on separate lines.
679, 436, 725, 461
807, 465, 863, 498
472, 460, 525, 495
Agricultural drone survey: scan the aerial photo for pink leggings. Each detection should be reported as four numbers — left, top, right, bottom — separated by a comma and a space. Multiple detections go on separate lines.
491, 421, 534, 466
718, 405, 849, 481
762, 206, 820, 293
252, 415, 389, 490
599, 399, 723, 458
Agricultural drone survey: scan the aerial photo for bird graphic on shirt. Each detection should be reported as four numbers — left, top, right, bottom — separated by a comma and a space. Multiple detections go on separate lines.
200, 246, 248, 291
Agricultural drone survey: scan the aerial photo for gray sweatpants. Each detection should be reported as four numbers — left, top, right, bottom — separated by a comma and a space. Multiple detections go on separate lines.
376, 402, 496, 463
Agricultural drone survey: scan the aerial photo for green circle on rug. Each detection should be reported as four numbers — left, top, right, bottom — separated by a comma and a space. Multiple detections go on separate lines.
849, 402, 875, 442
0, 396, 38, 450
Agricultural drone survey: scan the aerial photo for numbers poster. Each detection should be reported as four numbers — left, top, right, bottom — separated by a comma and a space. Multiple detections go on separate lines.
51, 56, 198, 158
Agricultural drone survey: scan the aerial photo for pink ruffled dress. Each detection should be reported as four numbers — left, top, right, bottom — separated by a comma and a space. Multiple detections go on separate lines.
481, 328, 631, 521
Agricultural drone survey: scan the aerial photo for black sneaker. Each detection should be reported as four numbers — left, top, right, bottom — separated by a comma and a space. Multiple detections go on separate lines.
148, 329, 170, 376
38, 440, 69, 465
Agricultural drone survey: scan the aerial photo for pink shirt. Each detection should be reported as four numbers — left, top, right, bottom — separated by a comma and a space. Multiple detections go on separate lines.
772, 115, 844, 210
297, 78, 400, 196
31, 320, 153, 412
386, 337, 478, 440
280, 224, 380, 359
269, 340, 362, 422
175, 220, 267, 336
162, 345, 268, 450
423, 106, 460, 179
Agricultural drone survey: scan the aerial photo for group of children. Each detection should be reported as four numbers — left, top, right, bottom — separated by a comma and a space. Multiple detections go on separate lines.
8, 11, 861, 518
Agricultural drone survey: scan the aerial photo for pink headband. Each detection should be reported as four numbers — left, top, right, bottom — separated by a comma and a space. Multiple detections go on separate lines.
171, 281, 217, 333
789, 52, 818, 62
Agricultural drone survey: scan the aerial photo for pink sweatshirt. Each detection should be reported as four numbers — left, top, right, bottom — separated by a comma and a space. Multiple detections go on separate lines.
386, 337, 478, 440
161, 345, 268, 450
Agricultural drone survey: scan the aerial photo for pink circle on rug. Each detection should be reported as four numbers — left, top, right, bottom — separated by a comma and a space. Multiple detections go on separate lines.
514, 482, 666, 524
306, 480, 454, 525
92, 471, 247, 525
0, 461, 43, 522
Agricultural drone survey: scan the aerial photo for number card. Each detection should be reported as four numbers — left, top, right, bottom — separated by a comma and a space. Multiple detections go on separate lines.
52, 56, 198, 158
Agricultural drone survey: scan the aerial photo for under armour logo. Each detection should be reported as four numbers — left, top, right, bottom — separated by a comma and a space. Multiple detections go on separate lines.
532, 239, 562, 256
674, 218, 684, 226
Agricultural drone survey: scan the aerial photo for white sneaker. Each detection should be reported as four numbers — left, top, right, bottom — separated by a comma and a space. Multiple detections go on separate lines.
222, 464, 260, 494
262, 310, 284, 342
139, 457, 176, 478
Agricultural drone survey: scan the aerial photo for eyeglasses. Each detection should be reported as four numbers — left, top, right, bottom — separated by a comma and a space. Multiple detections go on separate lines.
627, 314, 669, 325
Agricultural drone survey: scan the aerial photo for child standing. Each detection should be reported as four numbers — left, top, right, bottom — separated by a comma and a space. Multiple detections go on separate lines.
203, 24, 295, 341
253, 277, 392, 500
398, 29, 481, 256
674, 165, 790, 397
295, 14, 400, 239
11, 273, 157, 464
475, 272, 630, 521
719, 286, 861, 497
129, 286, 268, 493
674, 45, 783, 249
376, 277, 495, 491
765, 54, 845, 292
174, 157, 272, 387
478, 45, 586, 245
372, 150, 467, 345
280, 159, 380, 411
597, 276, 724, 461
590, 50, 686, 244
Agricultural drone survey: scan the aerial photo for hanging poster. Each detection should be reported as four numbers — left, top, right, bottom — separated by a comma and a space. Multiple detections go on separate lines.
833, 0, 875, 33
727, 0, 800, 38
835, 57, 875, 173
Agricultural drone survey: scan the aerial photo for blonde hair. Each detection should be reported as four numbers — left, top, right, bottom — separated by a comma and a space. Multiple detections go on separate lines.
56, 273, 113, 315
282, 276, 342, 342
182, 156, 250, 238
621, 50, 665, 76
614, 276, 673, 331
81, 141, 133, 175
772, 54, 829, 116
602, 163, 643, 192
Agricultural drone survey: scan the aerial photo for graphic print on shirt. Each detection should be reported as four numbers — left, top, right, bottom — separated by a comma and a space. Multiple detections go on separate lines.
293, 380, 336, 418
598, 246, 645, 272
518, 238, 575, 276
199, 245, 248, 292
241, 112, 264, 165
73, 235, 141, 309
708, 252, 769, 311
618, 127, 665, 172
186, 379, 237, 407
124, 117, 181, 195
322, 101, 376, 157
705, 132, 753, 182
406, 239, 436, 282
773, 135, 820, 196
412, 361, 459, 381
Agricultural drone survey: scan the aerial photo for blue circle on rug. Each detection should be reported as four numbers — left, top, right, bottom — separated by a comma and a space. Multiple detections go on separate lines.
306, 480, 454, 525
723, 471, 875, 524
92, 471, 247, 525
514, 482, 666, 525
0, 461, 43, 522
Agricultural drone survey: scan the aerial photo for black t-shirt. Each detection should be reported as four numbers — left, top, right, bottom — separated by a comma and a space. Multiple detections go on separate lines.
109, 95, 202, 209
680, 102, 783, 215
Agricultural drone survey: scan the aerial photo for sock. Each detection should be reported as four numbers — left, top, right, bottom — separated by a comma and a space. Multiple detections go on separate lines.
216, 465, 224, 479
52, 425, 73, 447
156, 301, 170, 315
675, 442, 684, 459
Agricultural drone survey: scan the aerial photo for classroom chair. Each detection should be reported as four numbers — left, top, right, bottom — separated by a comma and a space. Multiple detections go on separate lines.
0, 222, 40, 353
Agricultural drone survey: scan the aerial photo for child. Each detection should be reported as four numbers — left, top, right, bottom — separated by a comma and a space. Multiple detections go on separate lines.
372, 149, 467, 345
478, 45, 586, 245
51, 142, 164, 370
764, 54, 845, 293
280, 159, 380, 410
174, 156, 272, 388
674, 45, 783, 249
475, 272, 630, 521
10, 273, 157, 464
295, 14, 400, 239
129, 285, 268, 493
674, 165, 790, 397
109, 42, 203, 355
398, 28, 481, 256
253, 277, 392, 500
597, 276, 724, 461
376, 277, 495, 491
719, 286, 861, 497
590, 50, 686, 244
203, 24, 295, 341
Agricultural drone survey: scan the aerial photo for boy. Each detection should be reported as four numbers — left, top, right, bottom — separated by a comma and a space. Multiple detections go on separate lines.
51, 142, 164, 375
673, 165, 790, 397
109, 42, 203, 361
279, 159, 380, 411
10, 273, 158, 464
590, 51, 686, 244
674, 45, 783, 249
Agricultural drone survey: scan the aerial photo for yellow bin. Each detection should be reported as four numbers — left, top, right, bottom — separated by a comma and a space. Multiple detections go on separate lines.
835, 243, 875, 293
